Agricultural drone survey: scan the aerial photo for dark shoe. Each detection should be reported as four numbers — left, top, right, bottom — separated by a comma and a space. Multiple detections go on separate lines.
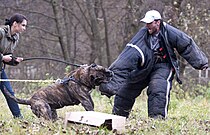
14, 114, 24, 119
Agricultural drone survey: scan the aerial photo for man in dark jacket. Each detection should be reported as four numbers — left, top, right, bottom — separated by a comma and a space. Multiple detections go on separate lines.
99, 10, 208, 119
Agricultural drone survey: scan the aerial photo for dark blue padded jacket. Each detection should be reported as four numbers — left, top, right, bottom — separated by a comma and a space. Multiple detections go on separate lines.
99, 22, 208, 96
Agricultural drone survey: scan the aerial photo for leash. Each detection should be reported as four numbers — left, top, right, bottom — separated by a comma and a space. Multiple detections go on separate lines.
23, 57, 81, 67
0, 79, 55, 83
0, 57, 81, 83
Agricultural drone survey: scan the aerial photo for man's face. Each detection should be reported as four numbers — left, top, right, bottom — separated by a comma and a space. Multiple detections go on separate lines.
146, 20, 160, 35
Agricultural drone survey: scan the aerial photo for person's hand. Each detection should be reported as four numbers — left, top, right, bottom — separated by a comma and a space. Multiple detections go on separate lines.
201, 64, 208, 70
2, 54, 12, 62
15, 57, 24, 63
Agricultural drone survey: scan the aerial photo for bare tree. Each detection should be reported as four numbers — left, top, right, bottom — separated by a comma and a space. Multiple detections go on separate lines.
85, 0, 103, 64
0, 0, 209, 92
100, 0, 111, 66
51, 0, 70, 61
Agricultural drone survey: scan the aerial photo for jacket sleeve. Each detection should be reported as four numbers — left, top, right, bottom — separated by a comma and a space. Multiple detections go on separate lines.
167, 25, 208, 70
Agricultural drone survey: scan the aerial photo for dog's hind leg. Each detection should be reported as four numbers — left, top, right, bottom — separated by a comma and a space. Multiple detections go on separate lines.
30, 100, 53, 120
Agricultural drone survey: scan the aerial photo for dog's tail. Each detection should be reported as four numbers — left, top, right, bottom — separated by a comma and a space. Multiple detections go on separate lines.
3, 87, 31, 105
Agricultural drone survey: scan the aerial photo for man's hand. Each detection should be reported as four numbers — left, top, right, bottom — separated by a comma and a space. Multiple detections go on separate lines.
201, 64, 208, 70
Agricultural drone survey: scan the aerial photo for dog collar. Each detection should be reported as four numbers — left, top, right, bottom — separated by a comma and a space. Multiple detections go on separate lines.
60, 76, 92, 89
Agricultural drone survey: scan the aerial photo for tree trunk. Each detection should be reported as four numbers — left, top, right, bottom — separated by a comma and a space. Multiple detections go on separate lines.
86, 0, 103, 64
51, 0, 70, 61
101, 0, 111, 66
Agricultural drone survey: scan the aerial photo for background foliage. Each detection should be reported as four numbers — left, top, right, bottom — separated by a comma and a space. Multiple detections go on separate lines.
0, 0, 209, 84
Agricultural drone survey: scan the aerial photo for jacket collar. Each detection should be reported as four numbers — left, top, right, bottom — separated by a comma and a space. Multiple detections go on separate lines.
3, 25, 19, 42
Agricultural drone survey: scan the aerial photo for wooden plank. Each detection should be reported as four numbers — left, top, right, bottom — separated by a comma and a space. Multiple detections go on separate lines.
64, 111, 126, 131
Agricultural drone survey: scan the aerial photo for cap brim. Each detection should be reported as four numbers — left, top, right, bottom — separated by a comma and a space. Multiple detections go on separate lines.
140, 18, 154, 23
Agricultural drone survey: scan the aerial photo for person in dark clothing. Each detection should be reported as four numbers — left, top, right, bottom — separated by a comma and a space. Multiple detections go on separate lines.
0, 13, 27, 118
99, 10, 208, 119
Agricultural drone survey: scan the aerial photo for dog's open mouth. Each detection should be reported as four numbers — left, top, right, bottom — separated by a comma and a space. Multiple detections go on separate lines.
93, 70, 113, 85
94, 78, 108, 85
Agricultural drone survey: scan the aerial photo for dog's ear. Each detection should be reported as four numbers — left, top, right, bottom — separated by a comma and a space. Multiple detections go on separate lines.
73, 66, 87, 79
86, 63, 97, 75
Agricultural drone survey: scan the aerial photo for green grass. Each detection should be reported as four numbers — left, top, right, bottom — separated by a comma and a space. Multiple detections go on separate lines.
0, 90, 209, 135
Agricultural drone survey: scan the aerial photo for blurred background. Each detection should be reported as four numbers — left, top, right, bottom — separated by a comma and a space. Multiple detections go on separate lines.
0, 0, 209, 97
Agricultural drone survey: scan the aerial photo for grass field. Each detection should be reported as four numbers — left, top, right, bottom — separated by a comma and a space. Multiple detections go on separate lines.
0, 89, 209, 135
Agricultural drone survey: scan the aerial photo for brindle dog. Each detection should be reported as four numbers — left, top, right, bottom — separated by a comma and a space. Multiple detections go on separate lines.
4, 63, 113, 120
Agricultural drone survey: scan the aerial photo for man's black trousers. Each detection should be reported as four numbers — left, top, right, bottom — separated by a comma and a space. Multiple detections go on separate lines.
113, 63, 175, 118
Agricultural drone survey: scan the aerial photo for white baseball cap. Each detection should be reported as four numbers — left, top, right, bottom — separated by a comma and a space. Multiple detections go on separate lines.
140, 10, 162, 23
